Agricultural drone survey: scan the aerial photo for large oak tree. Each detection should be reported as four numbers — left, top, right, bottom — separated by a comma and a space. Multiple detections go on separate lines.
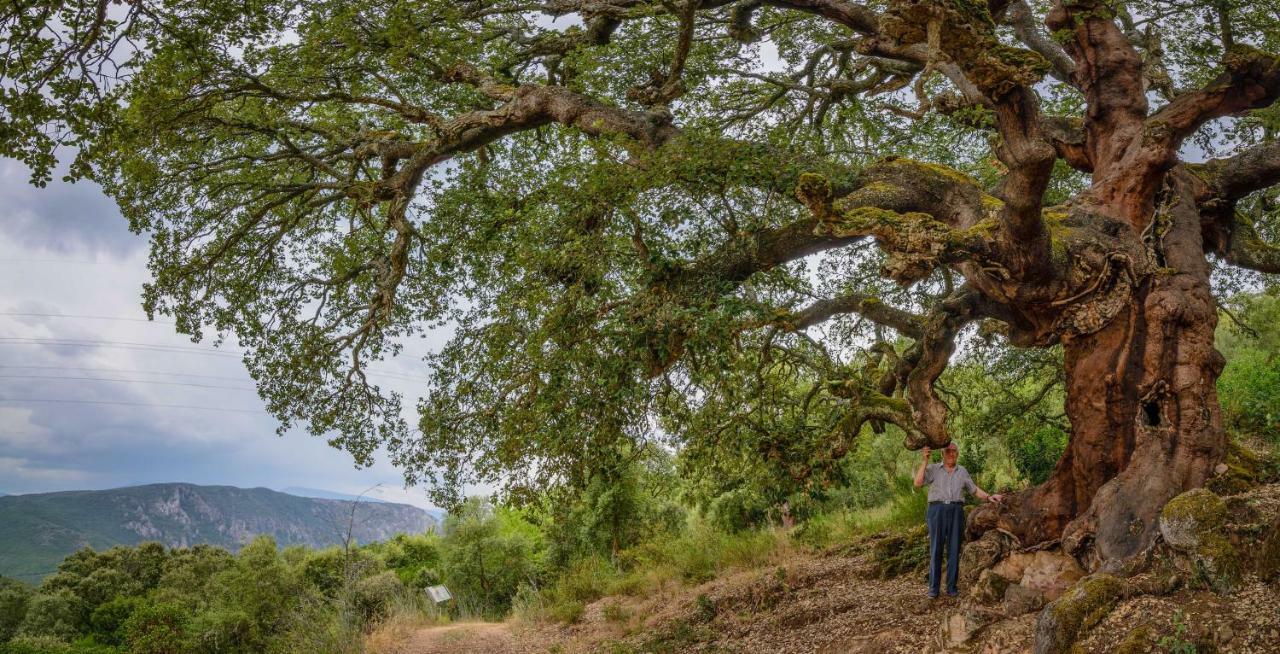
5, 0, 1280, 567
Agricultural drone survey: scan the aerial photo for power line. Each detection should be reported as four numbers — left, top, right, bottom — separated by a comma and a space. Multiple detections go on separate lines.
0, 258, 134, 265
0, 397, 266, 414
0, 374, 256, 392
0, 364, 249, 382
0, 311, 175, 325
0, 337, 243, 357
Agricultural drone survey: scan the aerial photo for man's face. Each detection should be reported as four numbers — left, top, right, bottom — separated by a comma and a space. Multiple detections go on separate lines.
943, 445, 958, 465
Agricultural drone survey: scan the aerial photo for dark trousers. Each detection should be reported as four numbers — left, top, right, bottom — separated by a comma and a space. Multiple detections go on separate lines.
926, 502, 965, 596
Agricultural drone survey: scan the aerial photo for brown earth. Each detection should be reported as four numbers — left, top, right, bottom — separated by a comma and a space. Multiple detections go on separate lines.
390, 622, 527, 654
395, 483, 1280, 653
393, 555, 1280, 654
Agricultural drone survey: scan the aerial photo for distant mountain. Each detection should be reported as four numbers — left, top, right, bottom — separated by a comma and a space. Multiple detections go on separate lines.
282, 486, 448, 522
280, 487, 388, 503
0, 483, 437, 582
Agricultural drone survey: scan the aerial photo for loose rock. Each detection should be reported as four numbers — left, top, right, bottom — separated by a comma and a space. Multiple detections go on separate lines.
1033, 574, 1127, 654
1003, 583, 1047, 616
1019, 551, 1084, 601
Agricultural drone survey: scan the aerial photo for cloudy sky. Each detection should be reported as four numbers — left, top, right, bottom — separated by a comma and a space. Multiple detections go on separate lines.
0, 158, 449, 510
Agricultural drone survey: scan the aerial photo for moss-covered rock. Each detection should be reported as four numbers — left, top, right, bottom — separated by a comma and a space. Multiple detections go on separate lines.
1206, 441, 1268, 495
1158, 489, 1241, 592
1258, 514, 1280, 582
970, 568, 1010, 605
959, 529, 1011, 586
1159, 489, 1226, 550
1033, 574, 1127, 654
1115, 624, 1155, 654
871, 525, 929, 579
1003, 582, 1047, 615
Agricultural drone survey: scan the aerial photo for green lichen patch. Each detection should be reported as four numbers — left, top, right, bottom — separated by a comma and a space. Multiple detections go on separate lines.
1258, 515, 1280, 581
1159, 489, 1227, 549
1114, 624, 1155, 654
1159, 488, 1241, 592
1033, 574, 1127, 654
871, 525, 929, 579
1207, 440, 1268, 495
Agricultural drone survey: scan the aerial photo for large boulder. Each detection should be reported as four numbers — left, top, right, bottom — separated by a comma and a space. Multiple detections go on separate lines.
1033, 574, 1127, 654
871, 525, 929, 579
1158, 488, 1241, 592
936, 607, 1002, 651
1018, 550, 1084, 601
970, 568, 1010, 605
960, 529, 1015, 586
990, 551, 1036, 582
1002, 583, 1046, 616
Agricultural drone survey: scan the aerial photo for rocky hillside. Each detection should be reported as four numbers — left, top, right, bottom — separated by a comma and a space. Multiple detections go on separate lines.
0, 483, 436, 582
459, 480, 1280, 653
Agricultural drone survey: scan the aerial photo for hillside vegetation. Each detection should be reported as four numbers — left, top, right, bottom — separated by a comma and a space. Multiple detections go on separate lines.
0, 484, 435, 583
3, 294, 1279, 653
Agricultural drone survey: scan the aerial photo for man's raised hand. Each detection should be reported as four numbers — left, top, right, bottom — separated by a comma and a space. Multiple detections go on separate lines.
922, 447, 931, 461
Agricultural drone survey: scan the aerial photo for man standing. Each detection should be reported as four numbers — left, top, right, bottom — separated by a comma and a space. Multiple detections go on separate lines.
913, 442, 1003, 598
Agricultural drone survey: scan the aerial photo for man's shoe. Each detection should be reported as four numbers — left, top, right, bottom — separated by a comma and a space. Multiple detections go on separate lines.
927, 593, 939, 599
946, 591, 959, 598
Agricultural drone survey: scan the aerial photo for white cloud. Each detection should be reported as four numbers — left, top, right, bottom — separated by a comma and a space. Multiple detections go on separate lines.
0, 160, 453, 505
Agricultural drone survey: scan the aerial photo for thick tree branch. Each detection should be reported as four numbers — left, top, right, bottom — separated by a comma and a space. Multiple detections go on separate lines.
1046, 0, 1148, 168
902, 286, 985, 448
1150, 47, 1280, 148
1196, 140, 1280, 202
795, 165, 1006, 285
1002, 0, 1075, 82
1218, 212, 1280, 274
782, 291, 925, 337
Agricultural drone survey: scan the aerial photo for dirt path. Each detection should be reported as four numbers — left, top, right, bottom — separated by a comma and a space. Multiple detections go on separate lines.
393, 622, 527, 654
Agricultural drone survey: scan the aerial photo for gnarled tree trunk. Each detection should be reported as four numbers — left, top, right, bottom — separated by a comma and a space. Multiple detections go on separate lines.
971, 173, 1228, 566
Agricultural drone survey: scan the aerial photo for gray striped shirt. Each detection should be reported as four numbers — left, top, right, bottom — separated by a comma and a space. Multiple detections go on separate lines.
923, 463, 978, 502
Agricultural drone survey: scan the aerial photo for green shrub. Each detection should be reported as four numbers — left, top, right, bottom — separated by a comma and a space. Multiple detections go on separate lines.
441, 498, 543, 618
17, 594, 78, 643
350, 572, 405, 626
121, 602, 188, 654
0, 634, 117, 654
0, 578, 33, 643
87, 597, 138, 646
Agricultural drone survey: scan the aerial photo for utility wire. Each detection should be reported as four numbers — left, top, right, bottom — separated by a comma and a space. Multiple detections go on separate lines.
0, 337, 243, 357
0, 363, 429, 384
0, 398, 266, 414
0, 311, 175, 325
0, 374, 257, 392
0, 364, 249, 382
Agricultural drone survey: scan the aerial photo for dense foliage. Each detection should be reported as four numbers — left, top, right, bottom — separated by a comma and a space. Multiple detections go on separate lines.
5, 288, 1276, 652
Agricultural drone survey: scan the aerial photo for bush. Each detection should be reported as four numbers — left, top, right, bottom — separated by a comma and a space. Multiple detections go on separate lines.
0, 579, 33, 643
17, 594, 78, 643
350, 572, 405, 626
121, 602, 188, 654
441, 498, 543, 618
88, 597, 138, 646
706, 488, 771, 534
0, 635, 116, 654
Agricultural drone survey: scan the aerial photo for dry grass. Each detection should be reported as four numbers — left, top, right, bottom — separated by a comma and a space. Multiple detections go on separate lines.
364, 601, 451, 654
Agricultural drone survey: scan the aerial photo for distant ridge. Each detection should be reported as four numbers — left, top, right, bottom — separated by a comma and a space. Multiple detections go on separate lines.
0, 483, 437, 582
280, 486, 388, 503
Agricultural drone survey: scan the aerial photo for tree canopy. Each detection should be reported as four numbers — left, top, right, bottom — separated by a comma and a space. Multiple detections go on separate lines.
5, 0, 1280, 557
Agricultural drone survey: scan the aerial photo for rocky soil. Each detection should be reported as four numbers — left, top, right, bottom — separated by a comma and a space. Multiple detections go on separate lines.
476, 479, 1280, 653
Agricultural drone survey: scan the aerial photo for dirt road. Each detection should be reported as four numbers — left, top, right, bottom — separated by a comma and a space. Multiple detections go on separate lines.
392, 622, 527, 654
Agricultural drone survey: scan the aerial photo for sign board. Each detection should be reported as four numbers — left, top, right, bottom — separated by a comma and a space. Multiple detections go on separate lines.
426, 585, 452, 603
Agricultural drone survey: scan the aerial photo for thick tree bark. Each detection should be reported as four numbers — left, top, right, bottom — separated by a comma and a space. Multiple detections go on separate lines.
971, 173, 1227, 566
